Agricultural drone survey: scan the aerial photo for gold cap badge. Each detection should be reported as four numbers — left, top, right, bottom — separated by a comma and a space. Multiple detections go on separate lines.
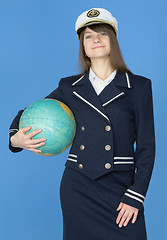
87, 9, 100, 18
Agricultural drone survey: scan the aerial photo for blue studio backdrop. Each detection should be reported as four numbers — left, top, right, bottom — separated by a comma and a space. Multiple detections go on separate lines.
0, 0, 166, 239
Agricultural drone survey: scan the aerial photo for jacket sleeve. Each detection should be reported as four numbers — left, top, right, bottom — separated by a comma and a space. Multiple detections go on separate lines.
119, 79, 156, 211
9, 78, 65, 153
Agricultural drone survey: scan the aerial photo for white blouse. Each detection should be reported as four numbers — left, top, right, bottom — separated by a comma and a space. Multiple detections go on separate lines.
89, 67, 117, 95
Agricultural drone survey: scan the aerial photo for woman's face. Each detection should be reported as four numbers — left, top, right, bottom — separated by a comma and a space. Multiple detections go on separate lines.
83, 26, 111, 59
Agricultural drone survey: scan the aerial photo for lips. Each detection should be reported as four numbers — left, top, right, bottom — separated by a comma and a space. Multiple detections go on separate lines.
93, 46, 104, 49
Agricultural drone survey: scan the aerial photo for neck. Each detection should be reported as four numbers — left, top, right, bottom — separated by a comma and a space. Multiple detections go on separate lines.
90, 56, 115, 80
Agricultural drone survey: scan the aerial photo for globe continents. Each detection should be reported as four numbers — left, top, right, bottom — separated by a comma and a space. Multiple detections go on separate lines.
19, 99, 76, 156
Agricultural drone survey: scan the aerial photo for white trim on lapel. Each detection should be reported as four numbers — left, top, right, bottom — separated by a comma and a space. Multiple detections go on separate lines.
73, 91, 110, 122
72, 75, 85, 86
102, 92, 125, 106
102, 72, 131, 106
71, 71, 132, 123
125, 73, 131, 88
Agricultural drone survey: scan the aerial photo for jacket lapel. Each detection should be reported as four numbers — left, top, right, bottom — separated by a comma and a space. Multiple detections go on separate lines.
72, 69, 133, 123
98, 71, 132, 107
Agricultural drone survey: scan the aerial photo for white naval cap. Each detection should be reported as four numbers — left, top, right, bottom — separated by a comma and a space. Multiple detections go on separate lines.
75, 8, 118, 39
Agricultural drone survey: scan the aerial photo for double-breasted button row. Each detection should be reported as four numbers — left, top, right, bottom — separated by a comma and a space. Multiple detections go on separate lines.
82, 125, 110, 132
80, 144, 111, 151
78, 163, 111, 170
80, 127, 85, 150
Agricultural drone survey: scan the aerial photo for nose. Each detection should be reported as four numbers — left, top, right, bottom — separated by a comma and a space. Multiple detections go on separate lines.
93, 36, 101, 42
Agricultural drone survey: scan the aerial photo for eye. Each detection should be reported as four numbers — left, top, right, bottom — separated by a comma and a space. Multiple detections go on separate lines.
85, 35, 91, 39
101, 32, 107, 36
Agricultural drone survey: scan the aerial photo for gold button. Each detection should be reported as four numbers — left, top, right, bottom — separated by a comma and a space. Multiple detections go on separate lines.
81, 126, 85, 131
105, 125, 111, 131
105, 145, 111, 151
78, 164, 83, 169
80, 145, 85, 150
105, 163, 111, 169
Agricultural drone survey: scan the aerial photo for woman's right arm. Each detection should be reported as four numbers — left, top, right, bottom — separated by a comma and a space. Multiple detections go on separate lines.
9, 78, 65, 153
9, 109, 26, 152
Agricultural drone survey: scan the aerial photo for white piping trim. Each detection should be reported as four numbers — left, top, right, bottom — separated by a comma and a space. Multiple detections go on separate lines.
125, 73, 131, 88
102, 92, 125, 107
73, 91, 110, 122
72, 75, 85, 86
67, 158, 77, 162
68, 154, 77, 158
114, 157, 134, 159
9, 129, 19, 133
124, 193, 144, 204
127, 189, 145, 200
114, 161, 134, 164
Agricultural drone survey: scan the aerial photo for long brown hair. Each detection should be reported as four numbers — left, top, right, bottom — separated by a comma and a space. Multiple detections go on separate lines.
77, 23, 132, 75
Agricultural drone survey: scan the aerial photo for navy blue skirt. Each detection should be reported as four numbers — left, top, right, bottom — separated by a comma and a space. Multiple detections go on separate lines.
60, 167, 147, 240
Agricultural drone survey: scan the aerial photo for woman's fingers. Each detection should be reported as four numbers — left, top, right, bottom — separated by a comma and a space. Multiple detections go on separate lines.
27, 128, 43, 139
116, 202, 123, 211
122, 212, 133, 227
24, 142, 46, 153
24, 137, 46, 151
22, 127, 46, 145
25, 147, 42, 153
21, 126, 42, 138
21, 126, 32, 133
11, 127, 46, 152
28, 138, 46, 145
116, 207, 126, 225
28, 141, 46, 149
116, 202, 139, 228
132, 211, 138, 224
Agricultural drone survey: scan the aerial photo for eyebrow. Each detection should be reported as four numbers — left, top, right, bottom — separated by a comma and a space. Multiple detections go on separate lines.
84, 31, 93, 34
84, 31, 106, 34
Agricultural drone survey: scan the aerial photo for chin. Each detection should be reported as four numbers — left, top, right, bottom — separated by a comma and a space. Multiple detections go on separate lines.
90, 54, 110, 59
88, 51, 110, 59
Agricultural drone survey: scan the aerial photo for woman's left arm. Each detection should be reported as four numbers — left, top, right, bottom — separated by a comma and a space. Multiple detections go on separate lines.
116, 79, 156, 226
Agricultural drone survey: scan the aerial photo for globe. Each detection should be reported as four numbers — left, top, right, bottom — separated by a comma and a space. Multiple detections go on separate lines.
19, 99, 76, 156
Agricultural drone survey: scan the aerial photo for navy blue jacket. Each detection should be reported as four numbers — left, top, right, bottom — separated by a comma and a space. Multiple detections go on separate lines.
9, 69, 156, 211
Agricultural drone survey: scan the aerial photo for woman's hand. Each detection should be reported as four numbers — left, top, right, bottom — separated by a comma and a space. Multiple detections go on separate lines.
10, 126, 46, 153
116, 202, 139, 228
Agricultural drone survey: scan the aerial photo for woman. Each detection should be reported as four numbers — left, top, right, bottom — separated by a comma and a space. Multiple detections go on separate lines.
9, 8, 156, 240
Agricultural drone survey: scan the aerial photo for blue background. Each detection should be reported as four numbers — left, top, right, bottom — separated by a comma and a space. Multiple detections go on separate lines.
1, 0, 166, 239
